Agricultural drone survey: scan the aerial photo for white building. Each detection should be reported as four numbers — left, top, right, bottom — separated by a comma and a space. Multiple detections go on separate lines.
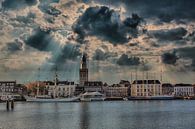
45, 81, 76, 98
174, 84, 194, 97
131, 80, 162, 97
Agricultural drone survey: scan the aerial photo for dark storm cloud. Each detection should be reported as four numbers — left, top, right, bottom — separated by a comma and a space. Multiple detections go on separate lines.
38, 0, 61, 17
158, 14, 174, 23
93, 49, 108, 61
176, 46, 195, 59
52, 44, 81, 65
175, 46, 195, 70
160, 47, 195, 70
91, 0, 195, 22
161, 52, 178, 65
72, 6, 142, 44
25, 28, 81, 65
25, 28, 55, 52
3, 40, 23, 52
2, 0, 37, 10
148, 27, 187, 42
117, 54, 140, 66
13, 12, 36, 25
38, 5, 61, 17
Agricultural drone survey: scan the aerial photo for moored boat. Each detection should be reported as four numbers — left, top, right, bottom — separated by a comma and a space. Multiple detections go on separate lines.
25, 95, 80, 102
80, 92, 105, 102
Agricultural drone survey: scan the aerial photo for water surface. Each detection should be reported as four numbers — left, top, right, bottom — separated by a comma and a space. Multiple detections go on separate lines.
0, 101, 195, 129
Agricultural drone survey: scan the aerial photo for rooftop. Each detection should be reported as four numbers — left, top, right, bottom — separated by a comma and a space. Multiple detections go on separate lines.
84, 81, 103, 86
132, 80, 161, 84
174, 83, 193, 87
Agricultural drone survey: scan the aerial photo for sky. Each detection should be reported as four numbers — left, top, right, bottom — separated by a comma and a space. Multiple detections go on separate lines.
0, 0, 195, 84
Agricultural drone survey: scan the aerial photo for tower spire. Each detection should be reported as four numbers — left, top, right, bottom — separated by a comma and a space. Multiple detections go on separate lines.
79, 52, 88, 86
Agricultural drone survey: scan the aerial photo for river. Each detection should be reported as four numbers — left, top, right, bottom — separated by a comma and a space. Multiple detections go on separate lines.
0, 100, 195, 129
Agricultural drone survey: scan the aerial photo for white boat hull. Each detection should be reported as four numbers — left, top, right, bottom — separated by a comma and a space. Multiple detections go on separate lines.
80, 98, 105, 102
25, 96, 80, 102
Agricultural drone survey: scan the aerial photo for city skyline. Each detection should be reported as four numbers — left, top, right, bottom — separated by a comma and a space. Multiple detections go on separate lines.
0, 0, 195, 84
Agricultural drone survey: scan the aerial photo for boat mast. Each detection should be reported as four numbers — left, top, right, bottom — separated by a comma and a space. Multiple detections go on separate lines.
36, 68, 40, 97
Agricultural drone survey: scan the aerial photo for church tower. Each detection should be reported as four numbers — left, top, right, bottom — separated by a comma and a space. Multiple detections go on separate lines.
79, 53, 88, 86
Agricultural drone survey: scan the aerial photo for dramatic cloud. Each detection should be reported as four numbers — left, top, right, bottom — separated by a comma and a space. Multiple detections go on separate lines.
148, 27, 187, 42
50, 43, 81, 66
25, 28, 56, 52
93, 49, 107, 61
117, 54, 140, 66
3, 39, 23, 52
25, 28, 81, 67
38, 0, 61, 15
13, 12, 36, 26
161, 52, 178, 65
72, 6, 142, 44
2, 0, 37, 10
175, 46, 195, 70
0, 0, 195, 83
176, 46, 195, 59
93, 0, 195, 22
39, 5, 61, 17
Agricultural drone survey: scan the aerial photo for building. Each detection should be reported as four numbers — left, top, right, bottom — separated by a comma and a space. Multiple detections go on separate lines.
174, 83, 194, 97
45, 81, 76, 98
0, 81, 27, 95
26, 81, 47, 96
162, 83, 174, 95
103, 84, 128, 97
79, 53, 88, 86
119, 80, 131, 96
83, 81, 103, 93
131, 80, 162, 97
44, 72, 76, 98
0, 81, 16, 93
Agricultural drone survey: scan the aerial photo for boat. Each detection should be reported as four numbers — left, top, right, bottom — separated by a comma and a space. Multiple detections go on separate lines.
128, 95, 174, 100
25, 95, 80, 102
80, 92, 105, 102
123, 97, 128, 101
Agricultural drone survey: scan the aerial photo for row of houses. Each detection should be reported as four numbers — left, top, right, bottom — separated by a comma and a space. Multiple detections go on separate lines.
1, 80, 195, 98
78, 80, 195, 98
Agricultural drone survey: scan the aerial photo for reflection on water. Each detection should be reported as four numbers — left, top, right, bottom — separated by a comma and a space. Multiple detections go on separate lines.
79, 103, 89, 129
0, 101, 195, 129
